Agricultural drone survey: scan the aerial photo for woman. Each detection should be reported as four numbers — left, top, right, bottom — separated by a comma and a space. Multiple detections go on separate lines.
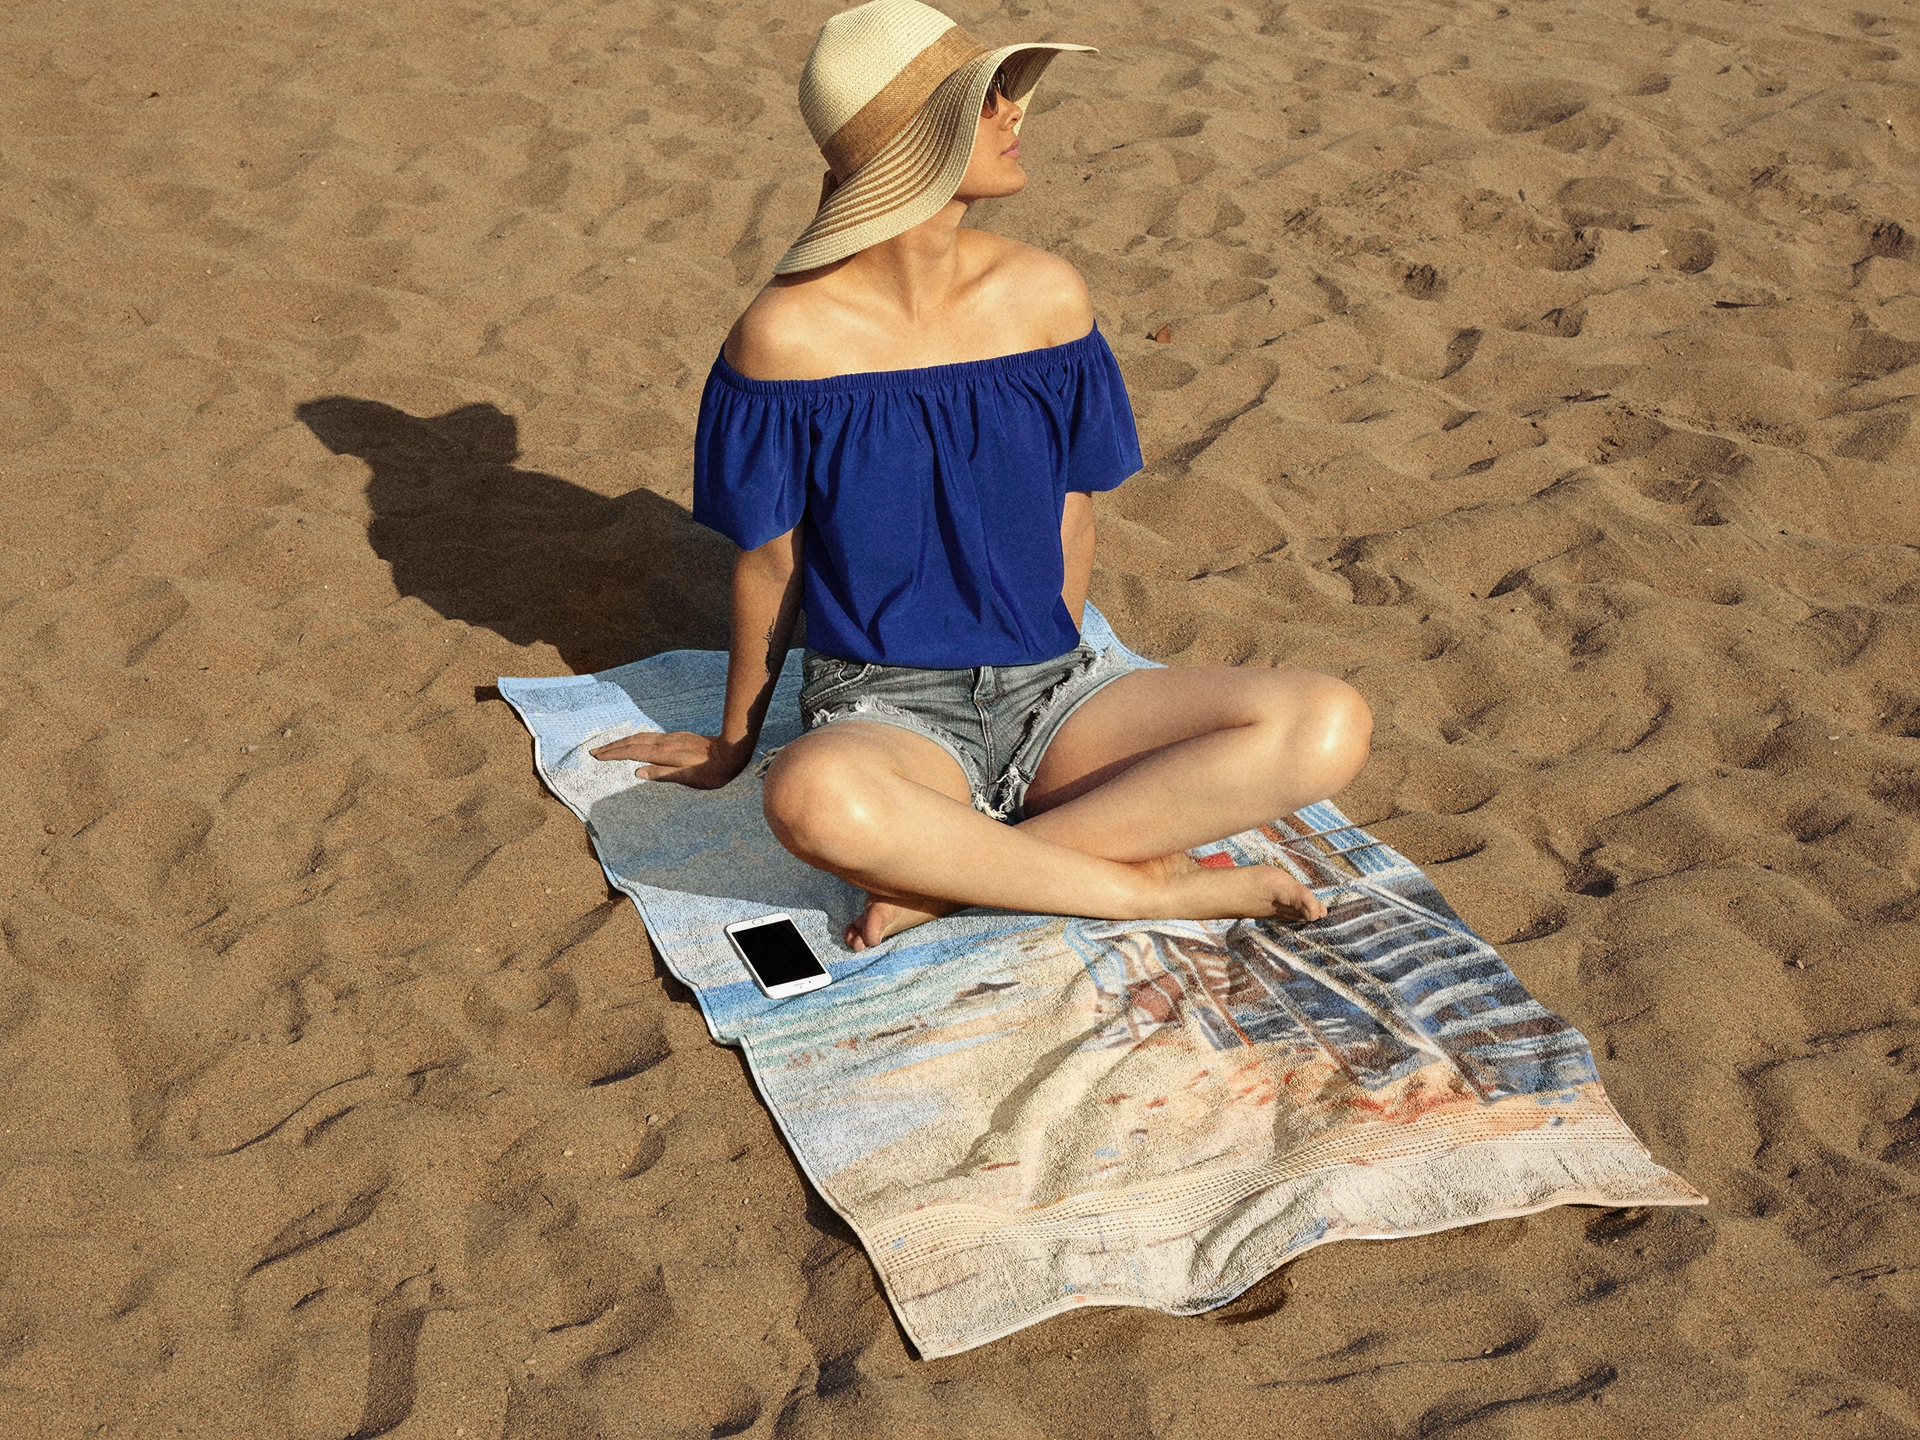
592, 0, 1372, 951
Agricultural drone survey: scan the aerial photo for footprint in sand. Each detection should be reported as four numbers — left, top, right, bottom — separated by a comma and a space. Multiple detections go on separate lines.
1511, 305, 1585, 338
1621, 430, 1744, 505
1123, 351, 1198, 392
1865, 219, 1911, 259
1657, 228, 1717, 274
1834, 407, 1912, 462
1439, 327, 1480, 377
1557, 176, 1655, 230
463, 965, 671, 1086
1423, 75, 1593, 134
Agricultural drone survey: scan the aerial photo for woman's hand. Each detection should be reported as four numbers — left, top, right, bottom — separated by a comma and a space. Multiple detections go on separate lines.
589, 529, 801, 793
588, 731, 751, 789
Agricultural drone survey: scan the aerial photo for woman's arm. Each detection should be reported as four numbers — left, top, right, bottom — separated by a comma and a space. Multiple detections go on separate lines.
589, 528, 804, 787
720, 528, 807, 759
1060, 491, 1095, 629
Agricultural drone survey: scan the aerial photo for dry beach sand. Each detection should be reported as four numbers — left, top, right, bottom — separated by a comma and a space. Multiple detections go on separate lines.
3, 0, 1918, 1434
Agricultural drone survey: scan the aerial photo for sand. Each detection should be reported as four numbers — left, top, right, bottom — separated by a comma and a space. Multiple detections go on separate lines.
1, 0, 1916, 1434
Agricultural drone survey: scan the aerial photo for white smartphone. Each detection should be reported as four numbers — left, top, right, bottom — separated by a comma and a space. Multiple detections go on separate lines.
724, 914, 833, 998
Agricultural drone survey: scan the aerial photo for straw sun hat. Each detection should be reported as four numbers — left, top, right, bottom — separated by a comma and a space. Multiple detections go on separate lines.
774, 0, 1094, 275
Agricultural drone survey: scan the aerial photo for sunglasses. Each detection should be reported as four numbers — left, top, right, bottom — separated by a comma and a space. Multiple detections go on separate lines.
981, 63, 1013, 118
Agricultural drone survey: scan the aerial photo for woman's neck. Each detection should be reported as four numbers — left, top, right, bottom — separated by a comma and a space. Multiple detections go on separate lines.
834, 199, 972, 324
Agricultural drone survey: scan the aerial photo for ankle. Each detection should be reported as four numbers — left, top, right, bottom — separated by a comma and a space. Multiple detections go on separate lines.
1116, 857, 1176, 917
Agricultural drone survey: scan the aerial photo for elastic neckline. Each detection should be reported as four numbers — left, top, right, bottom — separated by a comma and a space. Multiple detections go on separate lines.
709, 324, 1104, 396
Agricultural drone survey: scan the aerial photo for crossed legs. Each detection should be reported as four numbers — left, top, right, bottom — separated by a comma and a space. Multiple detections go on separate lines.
761, 665, 1373, 950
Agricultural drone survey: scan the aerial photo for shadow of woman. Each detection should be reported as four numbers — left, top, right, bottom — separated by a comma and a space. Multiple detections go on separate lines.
296, 397, 733, 674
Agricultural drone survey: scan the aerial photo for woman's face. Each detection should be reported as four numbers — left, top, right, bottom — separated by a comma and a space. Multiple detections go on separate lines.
954, 86, 1028, 202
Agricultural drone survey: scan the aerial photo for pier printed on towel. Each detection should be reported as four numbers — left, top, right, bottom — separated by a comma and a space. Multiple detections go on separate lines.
500, 610, 1702, 1358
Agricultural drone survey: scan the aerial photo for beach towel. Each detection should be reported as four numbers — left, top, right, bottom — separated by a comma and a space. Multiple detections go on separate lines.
499, 609, 1703, 1358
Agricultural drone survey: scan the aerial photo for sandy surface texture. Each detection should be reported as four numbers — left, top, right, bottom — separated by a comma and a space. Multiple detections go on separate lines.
3, 0, 1917, 1435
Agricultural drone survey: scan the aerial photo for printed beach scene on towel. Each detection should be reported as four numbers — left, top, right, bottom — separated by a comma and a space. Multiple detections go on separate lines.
500, 609, 1704, 1358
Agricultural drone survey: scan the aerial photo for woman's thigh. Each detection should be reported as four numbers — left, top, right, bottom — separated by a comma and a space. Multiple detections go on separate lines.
763, 718, 973, 827
1024, 664, 1355, 814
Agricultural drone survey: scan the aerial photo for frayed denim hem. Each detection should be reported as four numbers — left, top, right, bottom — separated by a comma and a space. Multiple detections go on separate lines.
987, 644, 1128, 822
790, 641, 1129, 825
803, 697, 1002, 816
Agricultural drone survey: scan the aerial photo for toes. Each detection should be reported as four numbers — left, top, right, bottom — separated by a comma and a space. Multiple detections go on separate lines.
842, 895, 948, 949
848, 901, 893, 951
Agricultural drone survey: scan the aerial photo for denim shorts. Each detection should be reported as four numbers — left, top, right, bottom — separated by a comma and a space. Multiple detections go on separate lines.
797, 642, 1129, 822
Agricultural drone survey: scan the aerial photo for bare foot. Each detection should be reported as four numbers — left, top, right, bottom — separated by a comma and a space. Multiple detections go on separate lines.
1119, 848, 1327, 923
1160, 858, 1327, 923
846, 890, 959, 951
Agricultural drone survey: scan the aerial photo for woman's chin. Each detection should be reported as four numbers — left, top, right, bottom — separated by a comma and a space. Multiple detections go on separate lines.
958, 169, 1029, 203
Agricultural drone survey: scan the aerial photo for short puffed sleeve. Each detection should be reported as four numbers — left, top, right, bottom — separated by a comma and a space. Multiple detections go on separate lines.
1059, 329, 1144, 495
692, 359, 811, 551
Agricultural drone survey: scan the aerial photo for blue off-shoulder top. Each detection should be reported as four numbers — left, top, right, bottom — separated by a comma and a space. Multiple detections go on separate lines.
692, 325, 1142, 669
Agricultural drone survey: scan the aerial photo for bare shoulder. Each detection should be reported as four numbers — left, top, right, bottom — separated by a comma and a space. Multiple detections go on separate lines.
966, 233, 1094, 347
723, 280, 841, 381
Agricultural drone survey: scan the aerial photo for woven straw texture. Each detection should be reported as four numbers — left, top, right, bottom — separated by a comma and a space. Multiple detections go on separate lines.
776, 4, 1092, 274
798, 0, 959, 147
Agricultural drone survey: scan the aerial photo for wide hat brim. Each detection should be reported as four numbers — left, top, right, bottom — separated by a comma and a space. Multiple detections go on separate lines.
773, 42, 1092, 276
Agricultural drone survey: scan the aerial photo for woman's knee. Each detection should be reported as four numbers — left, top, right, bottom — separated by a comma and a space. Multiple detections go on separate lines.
762, 741, 891, 867
1262, 672, 1371, 786
1307, 676, 1372, 781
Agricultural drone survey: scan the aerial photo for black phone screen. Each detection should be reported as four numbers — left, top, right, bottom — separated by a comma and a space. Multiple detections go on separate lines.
733, 918, 827, 987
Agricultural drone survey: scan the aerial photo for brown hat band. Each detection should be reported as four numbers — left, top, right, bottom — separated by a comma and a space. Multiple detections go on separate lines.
820, 26, 988, 181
